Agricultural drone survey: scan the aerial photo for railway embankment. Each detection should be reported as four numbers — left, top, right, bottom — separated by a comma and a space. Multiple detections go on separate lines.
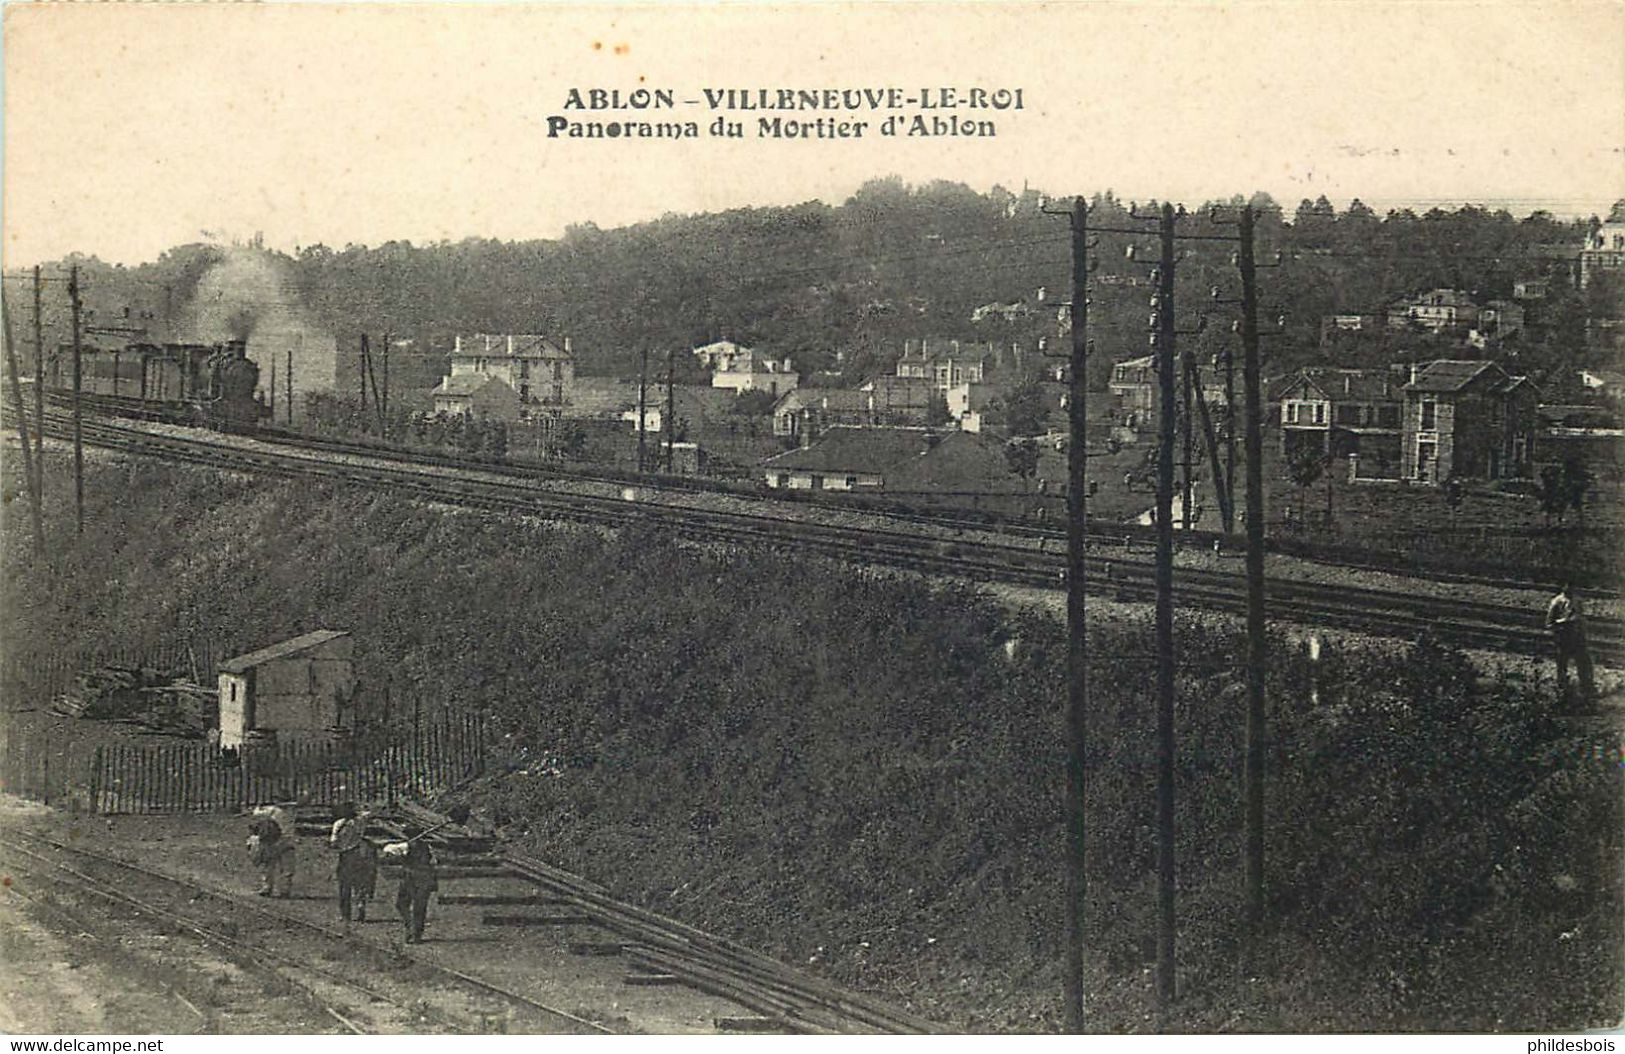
4, 453, 1621, 1032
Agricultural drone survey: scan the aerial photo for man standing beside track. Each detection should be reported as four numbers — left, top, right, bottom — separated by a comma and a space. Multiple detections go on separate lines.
1546, 581, 1597, 710
330, 802, 378, 925
249, 803, 296, 897
393, 828, 438, 944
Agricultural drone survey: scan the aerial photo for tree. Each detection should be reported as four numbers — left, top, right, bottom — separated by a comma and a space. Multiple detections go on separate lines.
1004, 438, 1039, 480
1563, 458, 1594, 526
998, 379, 1048, 436
1536, 464, 1569, 527
1443, 475, 1464, 530
927, 393, 952, 427
1285, 444, 1327, 527
484, 419, 509, 460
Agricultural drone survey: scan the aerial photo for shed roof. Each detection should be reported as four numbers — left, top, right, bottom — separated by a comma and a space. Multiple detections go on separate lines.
762, 426, 937, 475
220, 630, 350, 674
887, 431, 1029, 494
1403, 360, 1498, 393
1281, 367, 1399, 402
433, 374, 512, 397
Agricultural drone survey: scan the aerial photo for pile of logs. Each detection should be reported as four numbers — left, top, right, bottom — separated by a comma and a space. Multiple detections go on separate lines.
50, 663, 213, 735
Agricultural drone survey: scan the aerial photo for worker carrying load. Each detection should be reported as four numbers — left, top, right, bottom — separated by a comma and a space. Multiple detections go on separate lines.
386, 828, 438, 944
329, 801, 378, 925
247, 803, 297, 898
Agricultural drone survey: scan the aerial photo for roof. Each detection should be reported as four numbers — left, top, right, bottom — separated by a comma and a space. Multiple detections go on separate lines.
777, 389, 872, 414
1280, 367, 1399, 403
454, 334, 570, 359
1112, 355, 1154, 372
762, 426, 938, 475
898, 338, 994, 363
569, 377, 641, 415
860, 375, 934, 409
1402, 360, 1499, 393
887, 431, 1031, 495
433, 374, 513, 397
221, 630, 349, 674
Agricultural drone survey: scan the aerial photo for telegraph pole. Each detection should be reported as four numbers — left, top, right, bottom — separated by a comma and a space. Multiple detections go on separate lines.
358, 335, 368, 415
665, 346, 676, 471
1057, 194, 1091, 1032
636, 347, 649, 472
363, 335, 382, 430
1238, 204, 1269, 933
286, 346, 294, 426
2, 293, 44, 555
1186, 347, 1232, 532
381, 333, 391, 437
32, 266, 44, 494
1152, 202, 1179, 1009
1180, 340, 1194, 533
68, 264, 84, 536
1224, 344, 1237, 533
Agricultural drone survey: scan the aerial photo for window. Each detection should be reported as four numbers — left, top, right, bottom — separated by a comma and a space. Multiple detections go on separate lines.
1285, 402, 1298, 424
1421, 399, 1436, 431
552, 384, 563, 403
811, 475, 824, 490
776, 474, 789, 488
1312, 403, 1326, 425
845, 476, 858, 489
553, 362, 563, 380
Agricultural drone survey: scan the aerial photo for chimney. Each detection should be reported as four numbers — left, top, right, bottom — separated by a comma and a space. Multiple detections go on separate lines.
454, 334, 463, 355
564, 336, 572, 355
1344, 374, 1351, 395
1409, 364, 1418, 385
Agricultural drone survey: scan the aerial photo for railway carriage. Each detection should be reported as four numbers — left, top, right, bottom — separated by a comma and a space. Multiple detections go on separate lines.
47, 339, 265, 432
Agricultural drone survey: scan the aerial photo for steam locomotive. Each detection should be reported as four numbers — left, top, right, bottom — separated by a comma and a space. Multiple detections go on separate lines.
47, 339, 266, 432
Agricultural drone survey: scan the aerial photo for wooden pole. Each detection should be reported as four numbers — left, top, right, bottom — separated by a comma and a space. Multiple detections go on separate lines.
2, 292, 45, 555
637, 347, 649, 472
665, 346, 676, 471
1062, 195, 1091, 1032
1153, 202, 1179, 1010
381, 333, 391, 437
68, 264, 84, 535
1239, 204, 1269, 935
32, 267, 44, 510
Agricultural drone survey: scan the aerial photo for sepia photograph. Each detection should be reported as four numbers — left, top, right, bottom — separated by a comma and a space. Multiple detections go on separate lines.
1, 0, 1622, 1038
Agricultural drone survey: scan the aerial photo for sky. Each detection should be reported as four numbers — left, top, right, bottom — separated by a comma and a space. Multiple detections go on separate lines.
4, 1, 1623, 267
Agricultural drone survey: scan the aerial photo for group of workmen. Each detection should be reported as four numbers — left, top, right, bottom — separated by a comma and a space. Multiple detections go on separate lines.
245, 802, 438, 943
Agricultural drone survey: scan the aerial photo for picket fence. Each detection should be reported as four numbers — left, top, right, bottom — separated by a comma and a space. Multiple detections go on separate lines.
1, 711, 488, 815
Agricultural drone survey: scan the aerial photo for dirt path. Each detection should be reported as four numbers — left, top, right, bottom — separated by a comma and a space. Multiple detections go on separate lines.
0, 798, 758, 1035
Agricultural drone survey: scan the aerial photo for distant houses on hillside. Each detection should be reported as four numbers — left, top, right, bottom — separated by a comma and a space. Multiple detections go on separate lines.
1273, 360, 1539, 483
760, 426, 1063, 514
691, 339, 800, 396
431, 333, 575, 420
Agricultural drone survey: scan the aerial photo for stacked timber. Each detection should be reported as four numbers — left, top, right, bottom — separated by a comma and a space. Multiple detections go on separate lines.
49, 664, 212, 736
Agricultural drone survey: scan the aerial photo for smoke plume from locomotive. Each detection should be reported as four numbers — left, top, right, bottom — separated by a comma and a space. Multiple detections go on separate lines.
183, 248, 336, 405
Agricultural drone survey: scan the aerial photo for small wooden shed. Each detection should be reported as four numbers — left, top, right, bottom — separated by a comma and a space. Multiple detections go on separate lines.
217, 629, 355, 750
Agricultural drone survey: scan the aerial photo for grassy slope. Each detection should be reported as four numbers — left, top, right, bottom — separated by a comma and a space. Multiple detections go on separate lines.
3, 451, 1619, 1032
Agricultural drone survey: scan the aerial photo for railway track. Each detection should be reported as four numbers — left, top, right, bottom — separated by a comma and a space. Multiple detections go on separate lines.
0, 829, 612, 1034
1, 814, 940, 1035
39, 387, 1613, 600
17, 408, 1622, 664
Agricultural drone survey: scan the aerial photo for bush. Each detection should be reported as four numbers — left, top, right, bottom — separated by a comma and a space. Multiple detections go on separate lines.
6, 454, 1619, 1032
